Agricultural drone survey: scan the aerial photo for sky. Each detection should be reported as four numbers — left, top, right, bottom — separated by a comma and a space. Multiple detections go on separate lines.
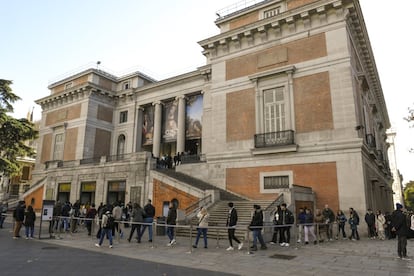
1, 0, 413, 183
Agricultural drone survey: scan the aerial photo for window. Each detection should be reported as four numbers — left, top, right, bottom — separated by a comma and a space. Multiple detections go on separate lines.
119, 111, 128, 123
264, 7, 280, 18
123, 81, 130, 90
53, 133, 64, 160
117, 134, 126, 156
264, 87, 286, 133
260, 171, 292, 193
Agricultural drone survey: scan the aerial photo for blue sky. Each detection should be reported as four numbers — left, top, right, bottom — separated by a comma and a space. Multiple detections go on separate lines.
1, 0, 413, 183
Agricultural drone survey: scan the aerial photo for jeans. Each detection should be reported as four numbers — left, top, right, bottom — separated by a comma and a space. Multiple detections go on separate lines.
252, 229, 265, 247
25, 225, 34, 238
280, 226, 291, 244
140, 217, 153, 241
98, 228, 113, 246
304, 225, 316, 242
397, 235, 408, 258
227, 228, 241, 247
128, 223, 142, 242
167, 226, 175, 242
195, 227, 208, 247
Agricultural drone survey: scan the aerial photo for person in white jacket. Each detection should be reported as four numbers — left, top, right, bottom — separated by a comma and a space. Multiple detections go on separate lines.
375, 210, 386, 240
193, 207, 209, 249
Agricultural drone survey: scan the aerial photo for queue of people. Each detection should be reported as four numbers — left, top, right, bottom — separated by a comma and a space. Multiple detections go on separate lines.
3, 199, 414, 260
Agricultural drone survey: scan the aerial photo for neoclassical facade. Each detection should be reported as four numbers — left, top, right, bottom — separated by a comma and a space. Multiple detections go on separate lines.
26, 0, 393, 217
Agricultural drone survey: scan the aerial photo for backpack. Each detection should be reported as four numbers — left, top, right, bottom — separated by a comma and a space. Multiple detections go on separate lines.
105, 214, 115, 229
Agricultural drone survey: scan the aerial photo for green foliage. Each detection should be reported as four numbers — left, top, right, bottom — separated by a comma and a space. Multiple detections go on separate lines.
404, 181, 414, 211
0, 79, 38, 176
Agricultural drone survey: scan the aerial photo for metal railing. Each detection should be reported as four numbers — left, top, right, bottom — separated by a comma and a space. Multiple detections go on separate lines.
184, 195, 213, 219
254, 130, 295, 148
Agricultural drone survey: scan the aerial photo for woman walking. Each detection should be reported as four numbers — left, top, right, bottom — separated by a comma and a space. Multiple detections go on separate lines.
193, 207, 209, 248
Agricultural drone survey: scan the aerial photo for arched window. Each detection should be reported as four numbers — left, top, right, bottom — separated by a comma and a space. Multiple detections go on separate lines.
117, 134, 126, 156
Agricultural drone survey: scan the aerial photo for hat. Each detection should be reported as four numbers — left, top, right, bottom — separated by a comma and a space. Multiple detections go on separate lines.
106, 211, 111, 214
396, 203, 403, 210
253, 204, 261, 210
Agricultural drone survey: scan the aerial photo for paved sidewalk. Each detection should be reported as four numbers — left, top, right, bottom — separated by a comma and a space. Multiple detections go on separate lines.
36, 230, 414, 276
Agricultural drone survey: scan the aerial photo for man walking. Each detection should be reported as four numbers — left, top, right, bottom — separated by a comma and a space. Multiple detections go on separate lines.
140, 199, 155, 242
391, 203, 410, 260
226, 202, 243, 251
322, 204, 335, 241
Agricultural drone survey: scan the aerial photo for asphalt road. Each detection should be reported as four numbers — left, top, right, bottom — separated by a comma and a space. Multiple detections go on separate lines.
0, 223, 236, 276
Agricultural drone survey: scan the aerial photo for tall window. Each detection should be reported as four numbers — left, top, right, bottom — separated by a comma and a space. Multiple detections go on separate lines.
117, 134, 125, 156
264, 87, 286, 133
53, 133, 64, 160
119, 111, 128, 123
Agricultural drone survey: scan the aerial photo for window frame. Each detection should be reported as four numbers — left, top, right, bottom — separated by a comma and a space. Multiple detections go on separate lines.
260, 171, 293, 193
119, 110, 128, 124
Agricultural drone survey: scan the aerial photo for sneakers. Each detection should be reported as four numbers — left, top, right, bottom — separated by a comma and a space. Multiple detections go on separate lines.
95, 243, 101, 247
250, 246, 258, 251
192, 245, 197, 248
270, 241, 276, 245
171, 239, 176, 245
226, 246, 234, 251
284, 243, 290, 247
109, 245, 113, 248
260, 245, 267, 250
238, 242, 243, 250
297, 239, 301, 243
280, 242, 286, 247
402, 256, 412, 261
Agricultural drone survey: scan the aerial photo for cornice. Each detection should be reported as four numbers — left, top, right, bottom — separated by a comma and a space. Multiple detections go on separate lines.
347, 2, 390, 129
35, 82, 117, 110
199, 0, 352, 58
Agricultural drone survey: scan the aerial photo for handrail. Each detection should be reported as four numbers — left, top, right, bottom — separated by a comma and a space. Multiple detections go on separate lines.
264, 193, 284, 213
184, 194, 212, 221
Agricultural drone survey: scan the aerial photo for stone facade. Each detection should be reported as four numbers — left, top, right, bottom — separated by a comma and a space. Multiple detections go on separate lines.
26, 0, 393, 216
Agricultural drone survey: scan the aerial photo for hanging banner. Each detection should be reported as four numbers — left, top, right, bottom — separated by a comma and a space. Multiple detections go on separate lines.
142, 105, 154, 145
186, 94, 203, 139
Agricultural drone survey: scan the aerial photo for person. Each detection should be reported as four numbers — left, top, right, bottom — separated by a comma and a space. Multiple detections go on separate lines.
0, 201, 7, 228
226, 202, 243, 251
375, 210, 386, 241
13, 201, 25, 239
322, 204, 335, 241
61, 201, 71, 232
297, 207, 306, 243
127, 203, 146, 243
348, 207, 360, 241
166, 202, 177, 246
335, 210, 347, 239
385, 211, 394, 239
270, 205, 282, 244
303, 208, 317, 245
279, 203, 294, 247
365, 208, 376, 239
140, 199, 155, 242
193, 207, 209, 249
85, 203, 97, 236
314, 209, 325, 242
112, 202, 123, 238
24, 205, 36, 239
95, 211, 114, 248
391, 203, 410, 260
249, 204, 267, 251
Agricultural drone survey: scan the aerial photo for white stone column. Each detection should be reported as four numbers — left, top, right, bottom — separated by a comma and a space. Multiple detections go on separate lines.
287, 69, 295, 131
176, 96, 186, 154
152, 102, 162, 158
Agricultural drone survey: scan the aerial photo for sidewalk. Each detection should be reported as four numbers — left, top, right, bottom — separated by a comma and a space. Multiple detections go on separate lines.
38, 228, 414, 276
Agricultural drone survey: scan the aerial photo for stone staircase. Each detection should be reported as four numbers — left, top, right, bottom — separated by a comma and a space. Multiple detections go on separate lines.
154, 168, 245, 201
176, 200, 274, 240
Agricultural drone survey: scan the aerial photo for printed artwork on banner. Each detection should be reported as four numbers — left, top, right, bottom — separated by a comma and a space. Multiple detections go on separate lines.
186, 94, 203, 138
142, 105, 154, 145
163, 100, 178, 141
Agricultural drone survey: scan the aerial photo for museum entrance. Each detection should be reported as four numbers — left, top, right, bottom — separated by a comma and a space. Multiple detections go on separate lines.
80, 182, 96, 205
107, 181, 126, 204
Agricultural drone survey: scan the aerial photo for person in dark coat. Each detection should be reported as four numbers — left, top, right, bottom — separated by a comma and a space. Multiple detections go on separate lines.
127, 203, 146, 243
13, 201, 25, 239
166, 202, 177, 246
365, 209, 376, 239
391, 203, 410, 260
226, 202, 243, 251
249, 205, 267, 251
24, 205, 36, 239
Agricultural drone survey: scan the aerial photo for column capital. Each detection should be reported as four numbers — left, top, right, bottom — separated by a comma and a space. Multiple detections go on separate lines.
152, 101, 163, 106
175, 95, 186, 101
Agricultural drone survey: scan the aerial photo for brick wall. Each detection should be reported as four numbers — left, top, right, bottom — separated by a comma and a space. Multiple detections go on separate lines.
226, 88, 256, 142
226, 33, 327, 80
152, 179, 199, 217
97, 105, 113, 123
229, 11, 259, 30
45, 103, 82, 126
294, 71, 333, 133
226, 162, 338, 210
63, 127, 78, 161
287, 0, 319, 10
40, 133, 52, 164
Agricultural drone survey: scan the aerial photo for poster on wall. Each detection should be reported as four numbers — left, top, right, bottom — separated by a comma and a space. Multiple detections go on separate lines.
163, 100, 178, 142
142, 105, 154, 145
186, 94, 203, 139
